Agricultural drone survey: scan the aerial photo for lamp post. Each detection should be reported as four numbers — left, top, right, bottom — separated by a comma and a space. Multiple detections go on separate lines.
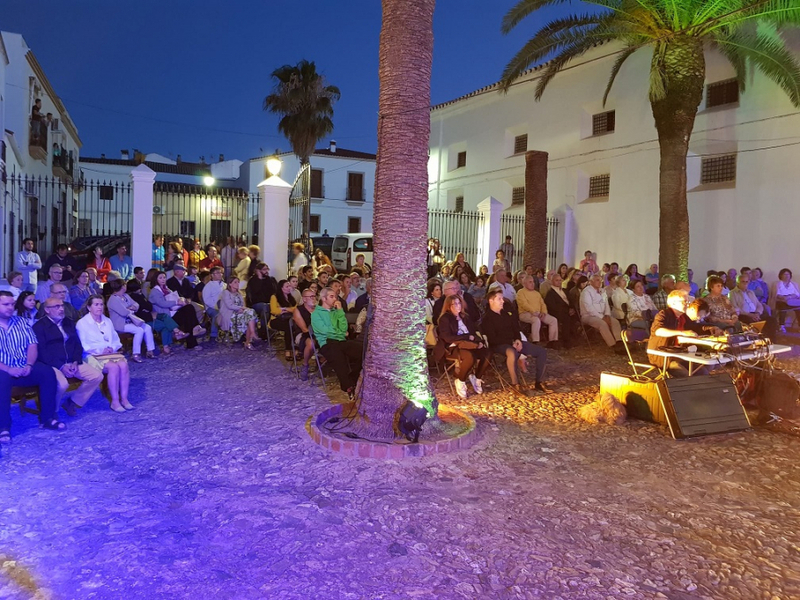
266, 155, 282, 178
203, 176, 215, 187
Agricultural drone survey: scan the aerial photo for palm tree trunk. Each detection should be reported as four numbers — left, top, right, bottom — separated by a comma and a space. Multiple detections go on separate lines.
523, 150, 548, 271
650, 38, 705, 282
355, 0, 437, 439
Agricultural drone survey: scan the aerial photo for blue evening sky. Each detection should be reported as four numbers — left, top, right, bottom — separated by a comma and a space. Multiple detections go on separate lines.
3, 0, 587, 161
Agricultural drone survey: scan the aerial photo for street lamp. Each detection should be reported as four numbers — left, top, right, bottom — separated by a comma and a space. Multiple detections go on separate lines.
266, 155, 282, 177
203, 176, 215, 186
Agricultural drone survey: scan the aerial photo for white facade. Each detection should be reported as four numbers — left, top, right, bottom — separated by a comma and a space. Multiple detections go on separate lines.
428, 39, 800, 283
241, 142, 376, 236
0, 31, 83, 276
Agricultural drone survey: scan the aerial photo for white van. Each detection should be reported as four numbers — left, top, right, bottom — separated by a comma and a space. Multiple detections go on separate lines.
331, 233, 373, 273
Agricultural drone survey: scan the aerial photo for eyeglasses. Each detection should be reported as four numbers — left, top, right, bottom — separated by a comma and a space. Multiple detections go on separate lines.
45, 304, 64, 309
302, 294, 315, 299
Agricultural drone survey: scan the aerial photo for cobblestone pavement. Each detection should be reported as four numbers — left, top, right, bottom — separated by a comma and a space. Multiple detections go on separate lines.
1, 338, 799, 600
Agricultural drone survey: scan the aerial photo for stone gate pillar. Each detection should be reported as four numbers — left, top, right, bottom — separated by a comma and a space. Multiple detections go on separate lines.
258, 174, 292, 280
130, 164, 156, 272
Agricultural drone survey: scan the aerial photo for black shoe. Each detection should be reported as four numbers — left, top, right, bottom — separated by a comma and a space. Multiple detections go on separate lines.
61, 399, 78, 417
534, 382, 549, 393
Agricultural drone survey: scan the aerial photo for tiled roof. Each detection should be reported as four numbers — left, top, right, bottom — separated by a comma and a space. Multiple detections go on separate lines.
80, 156, 212, 176
431, 40, 611, 111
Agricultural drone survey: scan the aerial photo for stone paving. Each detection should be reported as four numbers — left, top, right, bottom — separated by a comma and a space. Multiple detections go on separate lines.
0, 338, 799, 599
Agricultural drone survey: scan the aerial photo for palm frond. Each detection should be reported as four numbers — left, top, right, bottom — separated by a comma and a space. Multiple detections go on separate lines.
602, 44, 638, 106
501, 0, 574, 34
715, 26, 800, 107
713, 38, 748, 94
701, 0, 800, 35
648, 40, 668, 102
533, 37, 611, 100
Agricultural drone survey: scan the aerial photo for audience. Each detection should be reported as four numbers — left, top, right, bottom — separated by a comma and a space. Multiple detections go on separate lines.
34, 297, 104, 417
652, 274, 676, 311
516, 274, 558, 346
292, 287, 319, 381
76, 295, 133, 412
482, 288, 547, 392
730, 273, 778, 339
492, 250, 511, 274
149, 271, 205, 350
434, 294, 490, 399
107, 279, 156, 362
35, 264, 65, 304
36, 283, 78, 323
2, 271, 24, 301
69, 271, 93, 312
109, 242, 134, 281
126, 279, 183, 355
353, 253, 371, 278
90, 246, 112, 283
704, 275, 741, 333
432, 280, 480, 327
467, 276, 487, 304
16, 292, 38, 326
626, 280, 657, 330
311, 287, 363, 398
580, 274, 624, 354
217, 277, 259, 350
43, 244, 78, 283
15, 238, 42, 293
770, 268, 800, 331
543, 274, 576, 348
270, 279, 298, 361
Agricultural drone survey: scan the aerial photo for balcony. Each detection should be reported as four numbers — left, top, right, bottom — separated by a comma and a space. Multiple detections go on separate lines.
52, 146, 74, 180
346, 187, 366, 202
29, 121, 48, 161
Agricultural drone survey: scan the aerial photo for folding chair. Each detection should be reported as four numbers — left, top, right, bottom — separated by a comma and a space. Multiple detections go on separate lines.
288, 318, 300, 377
620, 328, 660, 381
305, 325, 328, 388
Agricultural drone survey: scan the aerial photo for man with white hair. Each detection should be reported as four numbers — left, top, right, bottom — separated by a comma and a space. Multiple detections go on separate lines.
652, 274, 677, 311
431, 279, 480, 326
580, 274, 624, 353
517, 274, 558, 345
34, 264, 64, 304
491, 269, 516, 303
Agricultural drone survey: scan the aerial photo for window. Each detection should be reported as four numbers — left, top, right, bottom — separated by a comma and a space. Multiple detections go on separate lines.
701, 154, 737, 184
588, 174, 610, 198
706, 79, 739, 109
99, 185, 114, 200
332, 237, 349, 253
353, 237, 373, 252
513, 134, 528, 154
592, 110, 615, 136
511, 186, 525, 206
348, 217, 361, 234
454, 196, 464, 213
310, 214, 321, 233
347, 172, 364, 201
310, 169, 324, 198
456, 151, 467, 169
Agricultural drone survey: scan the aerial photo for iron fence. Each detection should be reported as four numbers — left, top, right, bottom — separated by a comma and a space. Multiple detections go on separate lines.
153, 182, 259, 248
499, 214, 560, 272
289, 163, 310, 245
427, 209, 482, 268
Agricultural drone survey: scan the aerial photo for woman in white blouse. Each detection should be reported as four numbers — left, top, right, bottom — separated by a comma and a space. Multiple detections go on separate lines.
106, 279, 156, 362
626, 280, 657, 330
610, 275, 632, 321
76, 295, 133, 412
769, 268, 800, 329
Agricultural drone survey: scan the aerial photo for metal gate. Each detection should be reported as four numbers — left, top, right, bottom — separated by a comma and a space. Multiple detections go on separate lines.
499, 213, 560, 272
289, 163, 310, 246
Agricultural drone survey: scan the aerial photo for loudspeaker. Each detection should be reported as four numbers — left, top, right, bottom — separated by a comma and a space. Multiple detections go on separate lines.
657, 374, 750, 439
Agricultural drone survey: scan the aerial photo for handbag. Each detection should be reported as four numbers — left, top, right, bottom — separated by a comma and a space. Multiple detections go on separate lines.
425, 324, 437, 347
128, 314, 146, 327
454, 339, 480, 350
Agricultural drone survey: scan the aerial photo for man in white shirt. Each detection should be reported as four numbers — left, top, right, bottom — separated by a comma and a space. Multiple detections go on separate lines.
35, 264, 64, 304
15, 238, 42, 293
201, 267, 226, 341
493, 269, 516, 303
580, 274, 624, 353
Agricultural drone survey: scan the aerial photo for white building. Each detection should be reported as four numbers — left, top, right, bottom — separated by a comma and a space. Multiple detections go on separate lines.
427, 39, 800, 282
241, 142, 376, 236
0, 31, 83, 276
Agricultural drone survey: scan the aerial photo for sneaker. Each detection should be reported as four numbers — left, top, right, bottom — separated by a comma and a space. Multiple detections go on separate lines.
454, 378, 468, 399
300, 365, 309, 381
468, 374, 483, 394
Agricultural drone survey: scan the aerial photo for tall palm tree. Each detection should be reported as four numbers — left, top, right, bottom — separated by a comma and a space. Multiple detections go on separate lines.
500, 1, 800, 279
264, 61, 340, 239
354, 0, 437, 439
263, 60, 341, 164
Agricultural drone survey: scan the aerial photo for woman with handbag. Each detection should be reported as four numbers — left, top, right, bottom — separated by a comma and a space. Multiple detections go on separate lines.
76, 295, 132, 412
434, 294, 490, 399
106, 279, 156, 362
149, 271, 205, 350
126, 279, 185, 355
770, 268, 800, 330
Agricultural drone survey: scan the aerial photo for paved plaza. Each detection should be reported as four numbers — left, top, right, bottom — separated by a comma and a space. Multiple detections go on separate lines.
1, 341, 799, 599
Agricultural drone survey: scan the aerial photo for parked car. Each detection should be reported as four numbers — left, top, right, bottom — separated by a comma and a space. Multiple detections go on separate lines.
331, 234, 373, 273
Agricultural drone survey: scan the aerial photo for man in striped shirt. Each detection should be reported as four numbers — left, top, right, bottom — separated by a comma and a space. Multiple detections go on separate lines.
0, 291, 63, 443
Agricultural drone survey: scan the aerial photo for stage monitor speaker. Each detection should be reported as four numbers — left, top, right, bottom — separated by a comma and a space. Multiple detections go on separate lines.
657, 374, 750, 439
599, 372, 666, 425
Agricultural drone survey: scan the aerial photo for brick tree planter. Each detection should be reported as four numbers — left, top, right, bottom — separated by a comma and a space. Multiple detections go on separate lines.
308, 404, 478, 458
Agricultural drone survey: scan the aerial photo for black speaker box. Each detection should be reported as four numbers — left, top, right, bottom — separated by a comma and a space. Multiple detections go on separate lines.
657, 374, 750, 439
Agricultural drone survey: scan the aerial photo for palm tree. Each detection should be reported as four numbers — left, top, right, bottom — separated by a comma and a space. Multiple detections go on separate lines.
353, 0, 437, 439
263, 60, 341, 164
264, 61, 340, 239
500, 0, 800, 279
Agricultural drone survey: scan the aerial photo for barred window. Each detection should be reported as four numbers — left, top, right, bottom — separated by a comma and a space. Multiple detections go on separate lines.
454, 196, 464, 213
511, 187, 525, 206
706, 79, 739, 108
701, 154, 737, 184
592, 110, 615, 136
514, 134, 528, 154
588, 174, 610, 198
310, 214, 321, 233
456, 151, 467, 168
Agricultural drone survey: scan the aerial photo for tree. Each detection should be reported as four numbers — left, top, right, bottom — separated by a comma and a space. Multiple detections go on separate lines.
353, 0, 437, 439
263, 60, 341, 164
500, 0, 800, 280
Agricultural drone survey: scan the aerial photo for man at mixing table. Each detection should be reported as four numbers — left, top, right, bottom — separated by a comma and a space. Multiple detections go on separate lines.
647, 291, 722, 377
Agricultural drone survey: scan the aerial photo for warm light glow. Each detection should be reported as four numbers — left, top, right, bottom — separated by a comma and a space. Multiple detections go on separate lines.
203, 176, 215, 186
266, 156, 282, 177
